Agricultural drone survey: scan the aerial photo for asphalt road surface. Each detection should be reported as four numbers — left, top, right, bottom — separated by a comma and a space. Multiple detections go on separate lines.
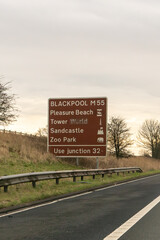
0, 174, 160, 240
119, 202, 160, 240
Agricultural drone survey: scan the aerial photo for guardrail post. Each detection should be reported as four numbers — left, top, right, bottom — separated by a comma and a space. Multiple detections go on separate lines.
73, 176, 76, 182
4, 185, 8, 193
56, 178, 59, 184
102, 174, 104, 178
32, 181, 36, 188
93, 175, 95, 180
81, 176, 84, 181
117, 172, 119, 176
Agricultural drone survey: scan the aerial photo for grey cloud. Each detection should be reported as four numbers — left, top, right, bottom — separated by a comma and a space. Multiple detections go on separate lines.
1, 0, 160, 131
1, 0, 160, 52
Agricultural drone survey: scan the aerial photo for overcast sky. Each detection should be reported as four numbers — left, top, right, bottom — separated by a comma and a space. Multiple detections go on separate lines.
1, 0, 160, 153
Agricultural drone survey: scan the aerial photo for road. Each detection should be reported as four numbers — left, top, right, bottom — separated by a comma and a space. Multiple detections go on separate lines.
119, 201, 160, 240
0, 174, 160, 240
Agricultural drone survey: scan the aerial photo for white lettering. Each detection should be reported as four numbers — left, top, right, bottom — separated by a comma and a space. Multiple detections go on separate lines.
67, 148, 91, 155
50, 100, 88, 107
51, 128, 84, 134
53, 148, 65, 154
75, 109, 93, 116
63, 137, 76, 143
90, 100, 96, 106
50, 110, 74, 116
50, 137, 61, 143
50, 110, 54, 115
50, 119, 68, 124
90, 99, 105, 106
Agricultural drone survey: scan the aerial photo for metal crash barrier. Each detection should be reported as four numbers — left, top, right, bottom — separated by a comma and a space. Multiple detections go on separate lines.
0, 167, 142, 192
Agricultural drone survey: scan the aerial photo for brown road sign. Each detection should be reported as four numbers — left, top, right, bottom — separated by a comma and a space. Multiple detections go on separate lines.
48, 97, 107, 157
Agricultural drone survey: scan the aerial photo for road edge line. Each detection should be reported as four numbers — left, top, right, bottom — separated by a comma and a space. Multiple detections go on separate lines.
103, 195, 160, 240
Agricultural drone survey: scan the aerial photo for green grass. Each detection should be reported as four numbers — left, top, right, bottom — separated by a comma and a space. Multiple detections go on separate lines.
0, 157, 82, 176
1, 132, 160, 210
0, 170, 160, 209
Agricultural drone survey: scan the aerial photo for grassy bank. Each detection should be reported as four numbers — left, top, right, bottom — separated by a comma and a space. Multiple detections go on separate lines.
0, 131, 160, 209
0, 170, 160, 209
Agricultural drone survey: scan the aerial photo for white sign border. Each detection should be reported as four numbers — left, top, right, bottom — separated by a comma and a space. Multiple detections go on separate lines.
47, 97, 108, 158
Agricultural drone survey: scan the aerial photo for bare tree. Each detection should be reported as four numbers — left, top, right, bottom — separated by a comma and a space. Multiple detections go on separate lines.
36, 126, 48, 137
0, 79, 18, 125
137, 119, 160, 158
108, 116, 133, 158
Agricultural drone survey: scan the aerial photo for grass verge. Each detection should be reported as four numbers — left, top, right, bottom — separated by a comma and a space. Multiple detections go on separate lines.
1, 132, 160, 211
0, 170, 160, 210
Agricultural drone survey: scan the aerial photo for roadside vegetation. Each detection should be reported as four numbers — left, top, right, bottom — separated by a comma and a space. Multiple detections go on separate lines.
0, 131, 160, 209
1, 76, 160, 210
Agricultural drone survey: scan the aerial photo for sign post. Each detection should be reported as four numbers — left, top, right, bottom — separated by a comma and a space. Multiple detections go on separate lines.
76, 157, 79, 166
48, 97, 107, 158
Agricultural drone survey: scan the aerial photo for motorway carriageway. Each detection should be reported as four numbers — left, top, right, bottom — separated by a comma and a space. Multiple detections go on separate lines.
0, 174, 160, 240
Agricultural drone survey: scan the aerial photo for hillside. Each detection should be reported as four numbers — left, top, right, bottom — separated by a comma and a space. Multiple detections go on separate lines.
0, 131, 80, 176
0, 131, 53, 163
0, 131, 160, 174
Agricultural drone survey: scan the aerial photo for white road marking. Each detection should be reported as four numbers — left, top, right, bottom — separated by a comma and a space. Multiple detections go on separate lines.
95, 174, 158, 192
0, 174, 159, 219
103, 195, 160, 240
0, 191, 92, 218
